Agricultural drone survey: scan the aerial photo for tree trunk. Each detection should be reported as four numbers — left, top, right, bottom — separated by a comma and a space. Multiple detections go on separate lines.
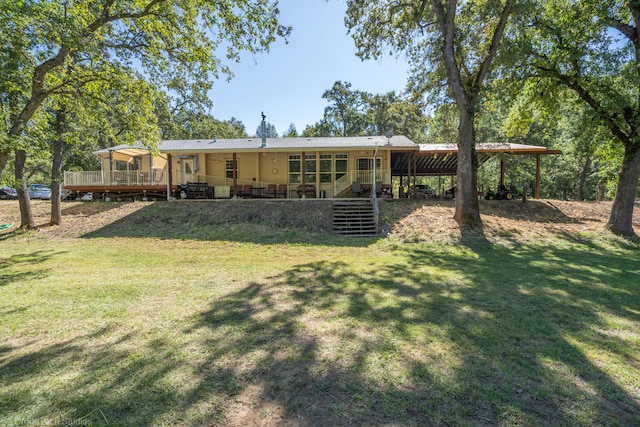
15, 149, 36, 228
50, 106, 67, 225
0, 150, 10, 181
606, 144, 640, 236
578, 156, 591, 201
454, 109, 482, 227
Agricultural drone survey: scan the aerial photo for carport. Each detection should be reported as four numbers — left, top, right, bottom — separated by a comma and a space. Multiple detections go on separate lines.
390, 143, 562, 199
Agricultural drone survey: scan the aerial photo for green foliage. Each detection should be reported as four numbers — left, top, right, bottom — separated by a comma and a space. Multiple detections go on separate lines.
301, 120, 333, 138
0, 0, 290, 158
321, 81, 370, 137
255, 121, 278, 138
304, 81, 429, 140
282, 123, 298, 138
160, 108, 248, 141
427, 104, 459, 144
367, 91, 429, 142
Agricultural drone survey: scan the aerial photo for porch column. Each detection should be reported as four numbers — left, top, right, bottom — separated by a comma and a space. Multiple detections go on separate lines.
500, 159, 505, 186
315, 151, 320, 197
407, 153, 412, 199
108, 150, 113, 185
255, 152, 260, 183
232, 152, 237, 188
166, 154, 172, 200
301, 151, 306, 197
412, 153, 417, 188
535, 154, 541, 199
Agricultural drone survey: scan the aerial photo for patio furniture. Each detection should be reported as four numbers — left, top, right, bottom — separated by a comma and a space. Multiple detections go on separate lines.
251, 187, 266, 198
351, 182, 364, 197
276, 184, 288, 198
297, 184, 315, 198
266, 184, 277, 198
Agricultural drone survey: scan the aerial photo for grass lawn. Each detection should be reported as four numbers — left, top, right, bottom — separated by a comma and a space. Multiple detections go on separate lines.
1, 200, 639, 426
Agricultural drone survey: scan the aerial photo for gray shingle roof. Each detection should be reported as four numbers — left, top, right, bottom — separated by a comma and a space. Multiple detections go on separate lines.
160, 135, 417, 152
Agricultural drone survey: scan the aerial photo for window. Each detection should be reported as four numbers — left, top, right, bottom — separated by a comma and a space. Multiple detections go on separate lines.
288, 154, 301, 183
304, 154, 316, 183
289, 154, 317, 183
225, 159, 237, 179
320, 154, 332, 183
335, 154, 347, 181
290, 153, 347, 183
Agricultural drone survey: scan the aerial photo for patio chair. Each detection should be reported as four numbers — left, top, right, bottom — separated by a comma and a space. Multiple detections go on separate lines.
375, 182, 383, 195
232, 184, 243, 198
351, 182, 364, 197
266, 183, 277, 198
277, 184, 288, 198
242, 184, 253, 198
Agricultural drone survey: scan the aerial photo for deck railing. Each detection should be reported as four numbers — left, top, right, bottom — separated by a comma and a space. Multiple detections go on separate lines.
64, 169, 391, 199
64, 171, 104, 186
333, 170, 391, 197
64, 170, 167, 186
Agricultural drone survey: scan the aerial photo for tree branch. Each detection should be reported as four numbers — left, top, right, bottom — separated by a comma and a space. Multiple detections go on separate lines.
471, 0, 514, 97
539, 67, 632, 145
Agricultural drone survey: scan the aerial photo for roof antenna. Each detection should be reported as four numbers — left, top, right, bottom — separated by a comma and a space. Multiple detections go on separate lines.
261, 112, 267, 148
385, 130, 394, 146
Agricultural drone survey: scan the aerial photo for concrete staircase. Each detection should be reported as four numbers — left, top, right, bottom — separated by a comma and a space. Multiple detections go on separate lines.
332, 199, 378, 237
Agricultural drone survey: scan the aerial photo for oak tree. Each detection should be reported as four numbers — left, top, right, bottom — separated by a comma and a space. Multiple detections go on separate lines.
346, 0, 514, 228
509, 0, 640, 236
0, 0, 290, 227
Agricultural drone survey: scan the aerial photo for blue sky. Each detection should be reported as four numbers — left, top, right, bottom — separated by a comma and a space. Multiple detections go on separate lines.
209, 0, 410, 137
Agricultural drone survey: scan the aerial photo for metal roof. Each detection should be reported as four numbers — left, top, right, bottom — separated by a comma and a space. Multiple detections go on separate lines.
93, 145, 150, 163
391, 142, 562, 176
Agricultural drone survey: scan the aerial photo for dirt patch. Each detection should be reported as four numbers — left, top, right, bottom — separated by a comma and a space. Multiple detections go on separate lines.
380, 199, 639, 244
0, 198, 638, 243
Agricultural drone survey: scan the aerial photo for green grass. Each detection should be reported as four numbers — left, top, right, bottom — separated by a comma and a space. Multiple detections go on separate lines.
1, 229, 639, 425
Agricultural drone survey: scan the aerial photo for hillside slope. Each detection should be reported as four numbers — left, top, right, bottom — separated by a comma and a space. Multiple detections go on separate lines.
0, 199, 638, 244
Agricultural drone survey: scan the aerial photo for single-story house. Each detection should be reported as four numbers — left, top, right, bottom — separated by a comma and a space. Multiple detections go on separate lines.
63, 136, 560, 200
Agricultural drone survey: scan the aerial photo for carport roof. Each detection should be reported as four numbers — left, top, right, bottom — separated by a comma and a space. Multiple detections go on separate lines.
391, 143, 562, 176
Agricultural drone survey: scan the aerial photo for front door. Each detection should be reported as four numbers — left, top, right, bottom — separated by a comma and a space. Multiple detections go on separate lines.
355, 157, 381, 183
182, 159, 195, 184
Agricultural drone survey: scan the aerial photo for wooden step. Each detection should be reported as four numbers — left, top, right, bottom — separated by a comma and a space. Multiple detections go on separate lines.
332, 199, 378, 237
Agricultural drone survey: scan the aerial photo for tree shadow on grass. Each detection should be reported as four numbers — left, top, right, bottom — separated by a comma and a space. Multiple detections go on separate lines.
0, 250, 59, 287
1, 242, 638, 425
184, 242, 639, 425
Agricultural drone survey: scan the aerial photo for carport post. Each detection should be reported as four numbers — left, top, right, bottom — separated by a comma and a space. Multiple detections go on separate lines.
535, 154, 541, 199
407, 153, 412, 198
166, 154, 172, 200
108, 149, 113, 185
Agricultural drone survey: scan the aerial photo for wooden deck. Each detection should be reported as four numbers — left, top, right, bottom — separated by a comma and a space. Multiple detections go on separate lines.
64, 185, 180, 200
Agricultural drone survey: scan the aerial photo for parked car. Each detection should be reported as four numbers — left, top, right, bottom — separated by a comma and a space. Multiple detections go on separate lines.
28, 184, 52, 200
0, 186, 18, 200
410, 184, 436, 198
